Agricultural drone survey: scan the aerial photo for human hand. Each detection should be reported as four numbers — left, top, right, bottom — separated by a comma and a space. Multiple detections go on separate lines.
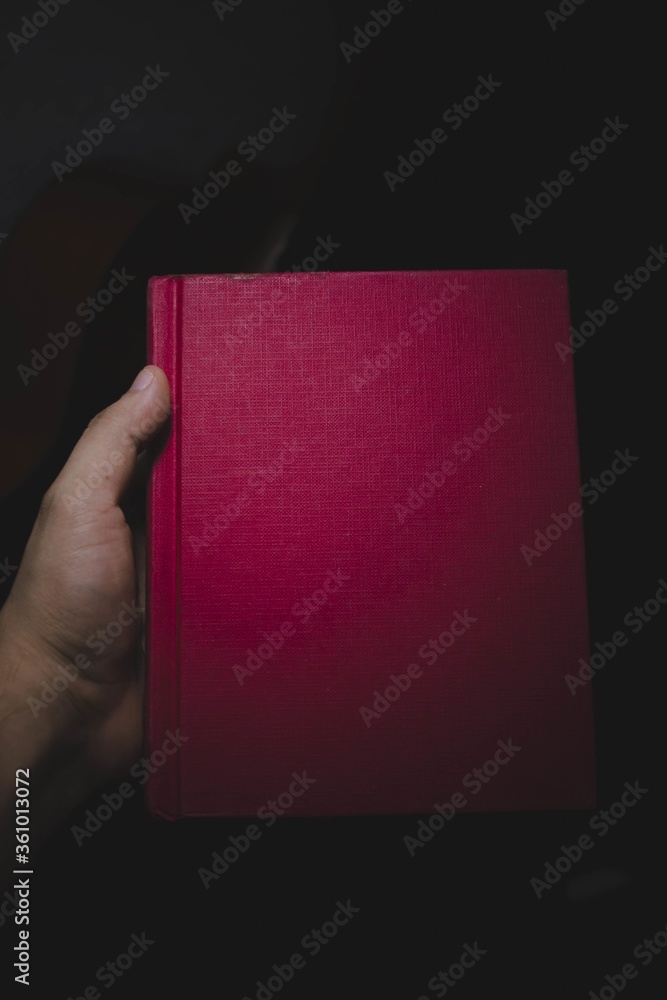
0, 365, 170, 874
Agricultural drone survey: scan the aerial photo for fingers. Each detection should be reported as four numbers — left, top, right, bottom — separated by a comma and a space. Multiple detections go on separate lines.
47, 366, 171, 515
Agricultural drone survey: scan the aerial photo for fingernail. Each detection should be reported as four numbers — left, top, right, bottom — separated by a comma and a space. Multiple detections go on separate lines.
129, 367, 154, 391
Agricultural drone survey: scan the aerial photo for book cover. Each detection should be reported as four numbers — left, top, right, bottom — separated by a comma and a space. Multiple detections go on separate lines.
146, 270, 595, 819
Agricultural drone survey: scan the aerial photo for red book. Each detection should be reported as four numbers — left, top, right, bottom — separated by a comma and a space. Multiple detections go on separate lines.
146, 270, 595, 819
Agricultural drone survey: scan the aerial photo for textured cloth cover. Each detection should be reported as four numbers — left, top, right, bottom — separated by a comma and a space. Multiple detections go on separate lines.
146, 270, 595, 819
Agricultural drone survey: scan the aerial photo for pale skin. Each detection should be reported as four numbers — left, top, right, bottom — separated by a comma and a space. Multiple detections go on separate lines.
0, 365, 171, 883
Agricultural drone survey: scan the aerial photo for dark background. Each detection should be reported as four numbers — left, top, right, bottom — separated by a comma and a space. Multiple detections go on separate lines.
0, 0, 665, 996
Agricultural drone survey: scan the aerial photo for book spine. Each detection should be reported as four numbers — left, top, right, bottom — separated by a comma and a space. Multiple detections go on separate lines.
145, 276, 182, 819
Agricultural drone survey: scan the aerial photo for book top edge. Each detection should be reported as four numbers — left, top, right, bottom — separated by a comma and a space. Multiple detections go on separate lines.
148, 268, 569, 286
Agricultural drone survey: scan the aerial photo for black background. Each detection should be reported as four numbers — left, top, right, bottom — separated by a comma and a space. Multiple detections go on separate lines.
0, 0, 665, 997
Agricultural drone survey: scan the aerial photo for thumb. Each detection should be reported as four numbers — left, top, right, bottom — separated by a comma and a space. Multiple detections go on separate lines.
50, 365, 171, 513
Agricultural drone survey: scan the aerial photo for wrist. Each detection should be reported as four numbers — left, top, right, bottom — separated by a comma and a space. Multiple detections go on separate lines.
0, 620, 97, 881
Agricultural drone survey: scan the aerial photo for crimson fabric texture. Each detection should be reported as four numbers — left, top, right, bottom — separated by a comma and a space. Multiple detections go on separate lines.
146, 270, 595, 819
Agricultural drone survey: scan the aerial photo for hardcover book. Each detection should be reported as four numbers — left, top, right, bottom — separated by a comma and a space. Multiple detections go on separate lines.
146, 270, 595, 819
